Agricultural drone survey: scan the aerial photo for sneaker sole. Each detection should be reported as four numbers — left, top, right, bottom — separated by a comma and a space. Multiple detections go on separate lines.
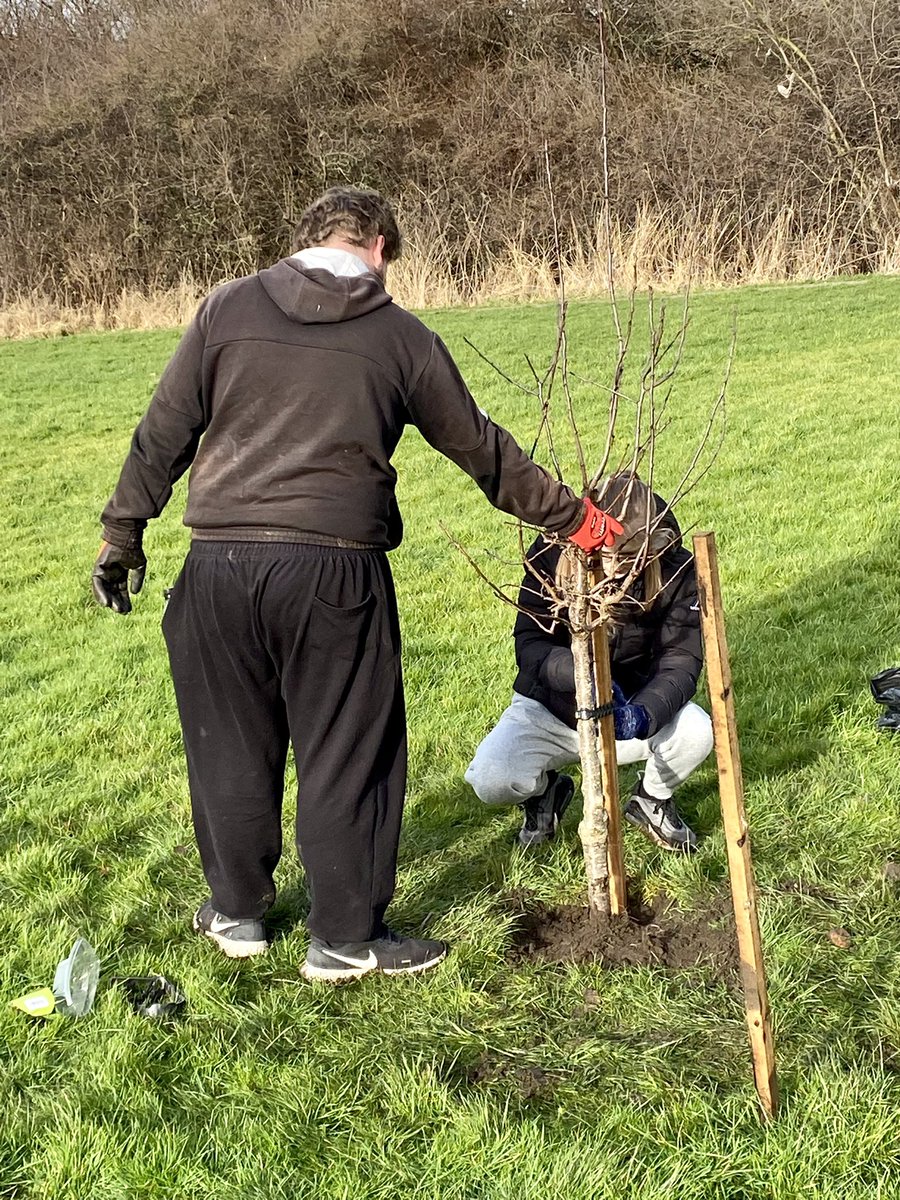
623, 807, 697, 855
192, 911, 268, 958
300, 947, 447, 983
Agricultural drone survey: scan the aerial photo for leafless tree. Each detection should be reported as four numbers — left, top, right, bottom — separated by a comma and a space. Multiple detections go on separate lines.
456, 6, 732, 916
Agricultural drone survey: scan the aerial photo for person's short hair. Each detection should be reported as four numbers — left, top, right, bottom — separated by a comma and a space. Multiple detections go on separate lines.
291, 187, 402, 261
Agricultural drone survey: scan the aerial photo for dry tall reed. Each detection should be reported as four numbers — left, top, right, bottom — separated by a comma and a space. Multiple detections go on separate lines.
3, 200, 895, 339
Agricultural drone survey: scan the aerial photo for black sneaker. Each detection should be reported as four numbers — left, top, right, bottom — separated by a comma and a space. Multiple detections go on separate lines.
624, 785, 698, 854
193, 900, 268, 958
301, 928, 448, 983
518, 771, 575, 848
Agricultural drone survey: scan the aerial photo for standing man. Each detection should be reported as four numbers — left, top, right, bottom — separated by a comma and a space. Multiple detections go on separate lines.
92, 187, 623, 982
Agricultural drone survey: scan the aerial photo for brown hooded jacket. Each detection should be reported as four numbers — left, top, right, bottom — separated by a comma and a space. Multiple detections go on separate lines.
100, 259, 583, 550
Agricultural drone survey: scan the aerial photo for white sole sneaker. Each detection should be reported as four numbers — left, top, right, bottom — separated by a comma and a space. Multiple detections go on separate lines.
623, 800, 698, 855
299, 961, 376, 983
192, 909, 268, 958
300, 944, 447, 983
201, 931, 268, 958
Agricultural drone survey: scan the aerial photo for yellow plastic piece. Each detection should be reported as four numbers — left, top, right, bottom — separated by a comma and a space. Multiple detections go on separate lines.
9, 988, 58, 1017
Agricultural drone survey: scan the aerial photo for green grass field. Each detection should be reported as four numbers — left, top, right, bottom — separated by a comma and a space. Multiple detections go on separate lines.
1, 277, 900, 1199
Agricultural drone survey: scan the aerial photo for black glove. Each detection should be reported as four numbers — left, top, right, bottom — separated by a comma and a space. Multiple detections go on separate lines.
91, 540, 147, 614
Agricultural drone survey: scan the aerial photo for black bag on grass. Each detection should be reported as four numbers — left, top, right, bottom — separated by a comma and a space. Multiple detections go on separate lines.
871, 667, 900, 733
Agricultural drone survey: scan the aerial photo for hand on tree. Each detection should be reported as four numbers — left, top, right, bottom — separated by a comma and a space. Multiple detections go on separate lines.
567, 498, 624, 553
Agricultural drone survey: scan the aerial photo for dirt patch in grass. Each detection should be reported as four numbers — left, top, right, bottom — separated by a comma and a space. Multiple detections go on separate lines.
465, 1059, 560, 1099
776, 877, 841, 905
509, 890, 737, 978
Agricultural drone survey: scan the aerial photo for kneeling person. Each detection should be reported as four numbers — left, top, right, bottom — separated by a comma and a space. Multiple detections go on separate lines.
466, 475, 713, 853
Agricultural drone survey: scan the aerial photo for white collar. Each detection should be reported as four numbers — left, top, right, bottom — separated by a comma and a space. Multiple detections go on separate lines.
291, 247, 371, 277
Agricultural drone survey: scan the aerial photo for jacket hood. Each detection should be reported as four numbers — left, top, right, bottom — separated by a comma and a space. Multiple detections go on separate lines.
257, 257, 393, 324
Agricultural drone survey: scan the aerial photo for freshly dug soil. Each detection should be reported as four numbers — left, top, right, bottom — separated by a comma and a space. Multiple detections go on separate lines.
510, 890, 737, 978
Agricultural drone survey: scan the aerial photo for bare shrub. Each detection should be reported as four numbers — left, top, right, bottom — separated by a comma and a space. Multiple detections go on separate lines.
1, 0, 899, 323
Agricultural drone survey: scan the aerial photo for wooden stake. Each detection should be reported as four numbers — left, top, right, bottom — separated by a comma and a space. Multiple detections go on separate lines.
589, 567, 627, 917
693, 531, 779, 1121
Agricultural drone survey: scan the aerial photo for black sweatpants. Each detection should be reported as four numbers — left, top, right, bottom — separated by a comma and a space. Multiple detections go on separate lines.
162, 541, 406, 943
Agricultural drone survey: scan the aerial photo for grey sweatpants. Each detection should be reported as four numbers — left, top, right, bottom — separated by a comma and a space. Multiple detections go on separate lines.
465, 693, 713, 805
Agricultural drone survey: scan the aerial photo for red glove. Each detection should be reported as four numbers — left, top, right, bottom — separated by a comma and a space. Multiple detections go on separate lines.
568, 499, 624, 553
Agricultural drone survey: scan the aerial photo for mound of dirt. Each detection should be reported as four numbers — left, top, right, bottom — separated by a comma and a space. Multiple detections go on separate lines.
510, 890, 737, 978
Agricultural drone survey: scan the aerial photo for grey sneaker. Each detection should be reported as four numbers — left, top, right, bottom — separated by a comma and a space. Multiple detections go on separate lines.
193, 901, 268, 958
301, 928, 448, 983
624, 784, 698, 854
518, 771, 575, 848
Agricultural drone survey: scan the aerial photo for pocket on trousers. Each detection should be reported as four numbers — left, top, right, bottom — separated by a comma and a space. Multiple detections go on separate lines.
309, 592, 376, 659
160, 577, 183, 638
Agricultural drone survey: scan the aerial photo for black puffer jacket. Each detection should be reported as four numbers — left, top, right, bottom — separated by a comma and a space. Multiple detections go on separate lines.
512, 520, 703, 736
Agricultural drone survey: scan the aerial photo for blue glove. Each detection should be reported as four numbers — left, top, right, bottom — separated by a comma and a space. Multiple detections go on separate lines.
611, 682, 650, 740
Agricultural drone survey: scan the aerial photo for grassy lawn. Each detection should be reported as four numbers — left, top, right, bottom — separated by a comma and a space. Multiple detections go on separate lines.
1, 276, 899, 1199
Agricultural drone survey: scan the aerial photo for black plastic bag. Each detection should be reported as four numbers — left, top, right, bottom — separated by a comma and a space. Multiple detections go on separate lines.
871, 667, 900, 733
114, 975, 186, 1019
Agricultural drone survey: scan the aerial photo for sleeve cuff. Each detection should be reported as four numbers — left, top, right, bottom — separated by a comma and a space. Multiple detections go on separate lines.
101, 523, 145, 552
541, 647, 576, 692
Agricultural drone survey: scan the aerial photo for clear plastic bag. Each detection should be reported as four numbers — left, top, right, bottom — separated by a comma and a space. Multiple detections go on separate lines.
52, 938, 100, 1017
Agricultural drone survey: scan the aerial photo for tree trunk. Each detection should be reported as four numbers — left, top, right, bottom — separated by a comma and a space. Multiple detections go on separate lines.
571, 557, 610, 917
